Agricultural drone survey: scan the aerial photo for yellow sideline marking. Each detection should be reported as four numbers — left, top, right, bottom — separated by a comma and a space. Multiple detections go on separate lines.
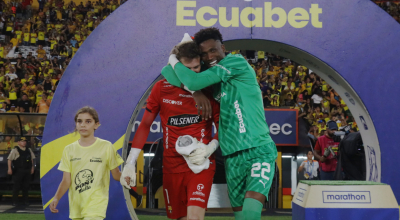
43, 198, 53, 210
112, 134, 125, 152
41, 134, 126, 210
40, 133, 80, 178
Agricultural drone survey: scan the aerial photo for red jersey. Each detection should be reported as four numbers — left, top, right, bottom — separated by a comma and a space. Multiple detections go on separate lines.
146, 79, 220, 173
315, 135, 340, 172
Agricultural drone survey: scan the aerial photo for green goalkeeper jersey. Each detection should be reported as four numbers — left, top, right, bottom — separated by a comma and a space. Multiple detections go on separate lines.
163, 53, 274, 156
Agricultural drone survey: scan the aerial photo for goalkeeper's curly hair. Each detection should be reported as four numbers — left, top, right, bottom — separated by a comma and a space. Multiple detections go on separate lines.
176, 41, 201, 60
194, 27, 223, 45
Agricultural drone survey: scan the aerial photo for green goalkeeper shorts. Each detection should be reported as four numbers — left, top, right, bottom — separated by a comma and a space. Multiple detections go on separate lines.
225, 142, 277, 207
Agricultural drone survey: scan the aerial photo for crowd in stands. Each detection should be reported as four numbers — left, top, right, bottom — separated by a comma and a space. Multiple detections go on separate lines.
374, 1, 400, 23
0, 0, 123, 114
231, 50, 359, 141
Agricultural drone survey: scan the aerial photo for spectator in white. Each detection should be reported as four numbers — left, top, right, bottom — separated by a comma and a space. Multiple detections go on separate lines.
298, 151, 319, 180
311, 91, 323, 108
6, 67, 18, 80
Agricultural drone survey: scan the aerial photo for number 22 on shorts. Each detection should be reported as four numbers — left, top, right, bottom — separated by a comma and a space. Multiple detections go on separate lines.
251, 162, 270, 188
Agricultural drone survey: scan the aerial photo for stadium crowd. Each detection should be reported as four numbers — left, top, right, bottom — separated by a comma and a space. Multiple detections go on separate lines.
374, 1, 400, 23
0, 0, 123, 114
231, 50, 359, 140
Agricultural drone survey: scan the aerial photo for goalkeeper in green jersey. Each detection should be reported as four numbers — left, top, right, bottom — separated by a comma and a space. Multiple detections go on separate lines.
162, 28, 278, 220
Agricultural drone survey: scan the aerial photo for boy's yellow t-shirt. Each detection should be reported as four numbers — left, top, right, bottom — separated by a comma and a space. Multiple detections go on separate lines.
58, 138, 124, 219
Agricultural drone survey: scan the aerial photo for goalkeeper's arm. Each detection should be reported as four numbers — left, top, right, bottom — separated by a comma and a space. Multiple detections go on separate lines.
169, 55, 222, 91
120, 109, 158, 188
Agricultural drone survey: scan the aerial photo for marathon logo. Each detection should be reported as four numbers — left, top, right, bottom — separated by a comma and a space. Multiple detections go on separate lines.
167, 114, 202, 127
323, 191, 371, 203
163, 99, 183, 105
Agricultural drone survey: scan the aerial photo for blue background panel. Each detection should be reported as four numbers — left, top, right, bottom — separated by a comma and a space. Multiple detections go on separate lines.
293, 203, 399, 220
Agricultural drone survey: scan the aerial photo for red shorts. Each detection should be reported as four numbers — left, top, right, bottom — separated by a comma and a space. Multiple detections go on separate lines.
162, 168, 215, 219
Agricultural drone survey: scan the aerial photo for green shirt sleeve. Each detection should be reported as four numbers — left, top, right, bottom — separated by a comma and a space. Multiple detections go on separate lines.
174, 62, 222, 91
161, 64, 182, 87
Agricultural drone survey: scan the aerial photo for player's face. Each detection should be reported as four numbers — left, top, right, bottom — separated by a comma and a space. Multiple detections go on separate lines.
199, 39, 226, 68
180, 56, 201, 73
76, 113, 100, 138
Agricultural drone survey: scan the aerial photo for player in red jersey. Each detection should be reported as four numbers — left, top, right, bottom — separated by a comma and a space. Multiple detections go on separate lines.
121, 38, 220, 220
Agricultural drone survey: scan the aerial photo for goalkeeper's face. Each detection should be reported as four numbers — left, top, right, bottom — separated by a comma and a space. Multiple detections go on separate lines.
180, 56, 201, 73
199, 39, 226, 68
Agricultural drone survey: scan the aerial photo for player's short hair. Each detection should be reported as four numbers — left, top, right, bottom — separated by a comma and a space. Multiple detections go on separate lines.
176, 41, 201, 61
194, 27, 223, 45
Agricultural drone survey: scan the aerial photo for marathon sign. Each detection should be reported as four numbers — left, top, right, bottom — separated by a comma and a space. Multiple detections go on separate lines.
131, 108, 298, 146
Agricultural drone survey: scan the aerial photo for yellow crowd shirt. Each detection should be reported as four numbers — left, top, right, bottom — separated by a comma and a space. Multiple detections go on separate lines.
47, 24, 54, 31
38, 32, 45, 41
56, 10, 62, 20
35, 90, 43, 104
341, 99, 349, 111
50, 40, 57, 49
306, 82, 313, 94
257, 51, 265, 59
9, 89, 17, 100
58, 138, 124, 219
6, 22, 13, 31
0, 47, 3, 58
30, 33, 37, 43
15, 30, 22, 40
298, 71, 306, 81
10, 38, 18, 47
72, 47, 78, 57
285, 67, 292, 76
24, 33, 30, 42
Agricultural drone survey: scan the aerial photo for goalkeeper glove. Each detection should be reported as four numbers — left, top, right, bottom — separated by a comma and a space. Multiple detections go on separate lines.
189, 139, 219, 165
120, 148, 141, 189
